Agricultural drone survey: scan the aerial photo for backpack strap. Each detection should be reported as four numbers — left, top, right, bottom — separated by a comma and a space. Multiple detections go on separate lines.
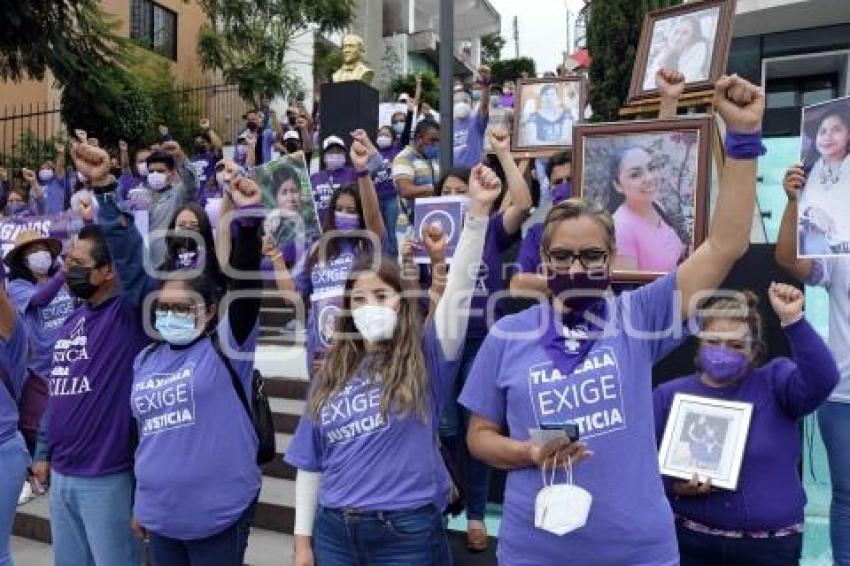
209, 331, 253, 423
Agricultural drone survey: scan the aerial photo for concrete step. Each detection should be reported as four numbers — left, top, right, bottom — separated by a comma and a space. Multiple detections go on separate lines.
270, 397, 305, 436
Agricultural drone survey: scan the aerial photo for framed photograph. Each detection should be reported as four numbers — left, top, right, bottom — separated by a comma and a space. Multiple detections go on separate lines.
571, 116, 712, 281
798, 94, 850, 258
658, 394, 753, 490
511, 77, 587, 153
255, 152, 322, 247
629, 0, 736, 103
413, 196, 468, 264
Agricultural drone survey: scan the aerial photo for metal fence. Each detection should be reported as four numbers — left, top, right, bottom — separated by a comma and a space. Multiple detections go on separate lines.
0, 81, 252, 174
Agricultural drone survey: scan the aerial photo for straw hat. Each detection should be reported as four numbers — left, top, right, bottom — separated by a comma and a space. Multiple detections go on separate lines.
4, 230, 62, 268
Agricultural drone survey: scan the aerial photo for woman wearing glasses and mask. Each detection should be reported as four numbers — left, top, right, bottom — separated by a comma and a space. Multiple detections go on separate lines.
95, 150, 266, 565
460, 76, 766, 565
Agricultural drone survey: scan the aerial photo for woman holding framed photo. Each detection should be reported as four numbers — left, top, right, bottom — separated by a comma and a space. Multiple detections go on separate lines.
653, 285, 838, 566
460, 75, 766, 565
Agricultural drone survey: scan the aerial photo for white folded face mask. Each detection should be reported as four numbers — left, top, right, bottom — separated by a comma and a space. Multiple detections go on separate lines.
534, 454, 592, 536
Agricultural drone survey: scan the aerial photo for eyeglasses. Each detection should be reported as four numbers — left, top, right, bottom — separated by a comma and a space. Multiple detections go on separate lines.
545, 248, 609, 270
154, 302, 204, 317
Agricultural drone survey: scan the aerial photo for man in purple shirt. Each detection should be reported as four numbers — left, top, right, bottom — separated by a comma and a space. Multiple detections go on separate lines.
453, 66, 492, 168
33, 143, 153, 566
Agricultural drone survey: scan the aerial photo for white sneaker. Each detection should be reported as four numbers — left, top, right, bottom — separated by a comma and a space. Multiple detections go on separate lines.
17, 482, 34, 506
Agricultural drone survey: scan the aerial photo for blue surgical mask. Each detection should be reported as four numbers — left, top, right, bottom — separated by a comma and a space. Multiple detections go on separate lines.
423, 144, 439, 160
334, 211, 360, 232
155, 311, 200, 346
551, 181, 572, 204
471, 90, 482, 102
392, 122, 405, 135
324, 153, 346, 171
6, 202, 26, 215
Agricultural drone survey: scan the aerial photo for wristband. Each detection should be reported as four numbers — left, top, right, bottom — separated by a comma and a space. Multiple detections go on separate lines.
356, 169, 370, 178
725, 131, 766, 160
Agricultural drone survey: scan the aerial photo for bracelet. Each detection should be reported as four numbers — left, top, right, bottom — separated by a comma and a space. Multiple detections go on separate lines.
725, 131, 767, 160
356, 169, 370, 177
269, 253, 284, 263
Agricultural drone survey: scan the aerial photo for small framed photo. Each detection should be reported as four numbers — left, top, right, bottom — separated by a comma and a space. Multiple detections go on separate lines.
413, 196, 468, 264
512, 77, 587, 153
628, 0, 736, 103
798, 94, 850, 258
658, 394, 753, 490
571, 116, 712, 281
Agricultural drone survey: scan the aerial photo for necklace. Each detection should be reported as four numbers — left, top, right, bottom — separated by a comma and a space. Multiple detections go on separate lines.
819, 161, 842, 187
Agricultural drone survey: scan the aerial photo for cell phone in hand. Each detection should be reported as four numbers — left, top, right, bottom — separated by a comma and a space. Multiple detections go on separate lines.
540, 422, 580, 442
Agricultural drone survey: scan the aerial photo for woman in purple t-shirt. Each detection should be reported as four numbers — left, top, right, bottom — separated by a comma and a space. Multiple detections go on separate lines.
286, 164, 500, 566
460, 76, 765, 565
654, 285, 838, 566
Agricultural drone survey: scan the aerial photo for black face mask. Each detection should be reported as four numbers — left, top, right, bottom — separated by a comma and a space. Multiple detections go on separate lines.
246, 122, 259, 132
110, 167, 122, 178
284, 140, 301, 153
66, 265, 99, 300
195, 144, 208, 154
287, 115, 297, 126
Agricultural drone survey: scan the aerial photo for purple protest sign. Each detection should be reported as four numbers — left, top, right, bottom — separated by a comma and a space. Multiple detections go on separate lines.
413, 196, 468, 264
0, 212, 84, 259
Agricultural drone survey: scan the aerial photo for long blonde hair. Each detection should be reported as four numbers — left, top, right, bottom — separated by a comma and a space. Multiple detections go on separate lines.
308, 256, 430, 421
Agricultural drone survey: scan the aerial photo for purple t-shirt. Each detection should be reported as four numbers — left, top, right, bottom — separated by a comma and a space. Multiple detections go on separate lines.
46, 296, 152, 476
467, 213, 520, 339
285, 319, 460, 511
42, 178, 69, 214
118, 173, 145, 201
131, 320, 261, 539
374, 145, 401, 200
0, 318, 28, 445
311, 166, 358, 223
7, 278, 76, 377
459, 274, 682, 566
453, 112, 487, 168
653, 319, 839, 531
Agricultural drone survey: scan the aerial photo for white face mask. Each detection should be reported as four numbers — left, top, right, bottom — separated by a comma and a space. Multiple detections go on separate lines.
137, 162, 148, 177
147, 171, 168, 191
454, 102, 471, 119
352, 305, 398, 343
534, 455, 592, 536
376, 135, 393, 149
26, 250, 53, 276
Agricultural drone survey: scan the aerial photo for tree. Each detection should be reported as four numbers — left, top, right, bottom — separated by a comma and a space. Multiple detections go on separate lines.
491, 58, 537, 85
587, 0, 682, 121
196, 0, 356, 106
0, 1, 125, 85
391, 72, 440, 110
481, 33, 506, 65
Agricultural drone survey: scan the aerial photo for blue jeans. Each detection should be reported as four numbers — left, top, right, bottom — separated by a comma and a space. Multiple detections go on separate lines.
676, 525, 802, 566
314, 504, 451, 565
49, 470, 141, 566
379, 195, 399, 258
147, 502, 255, 566
439, 337, 490, 521
0, 434, 29, 566
819, 401, 850, 565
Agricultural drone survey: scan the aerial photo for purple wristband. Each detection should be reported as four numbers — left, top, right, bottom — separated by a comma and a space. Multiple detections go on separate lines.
356, 169, 370, 177
233, 203, 264, 227
725, 131, 766, 160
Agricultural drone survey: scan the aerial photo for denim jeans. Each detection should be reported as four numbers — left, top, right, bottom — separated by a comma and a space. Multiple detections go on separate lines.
676, 525, 802, 566
819, 401, 850, 565
147, 502, 255, 566
49, 469, 141, 566
314, 504, 451, 565
379, 195, 400, 258
438, 337, 490, 521
0, 434, 29, 566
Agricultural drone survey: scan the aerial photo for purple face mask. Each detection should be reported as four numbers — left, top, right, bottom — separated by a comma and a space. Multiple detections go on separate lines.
334, 211, 360, 231
698, 344, 750, 383
551, 181, 572, 204
547, 271, 610, 311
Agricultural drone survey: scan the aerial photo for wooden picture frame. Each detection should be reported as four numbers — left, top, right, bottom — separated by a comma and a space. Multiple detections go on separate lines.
511, 77, 587, 153
658, 394, 753, 491
571, 116, 713, 282
628, 0, 736, 104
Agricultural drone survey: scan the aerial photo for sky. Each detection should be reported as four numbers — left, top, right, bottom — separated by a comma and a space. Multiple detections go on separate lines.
489, 0, 587, 73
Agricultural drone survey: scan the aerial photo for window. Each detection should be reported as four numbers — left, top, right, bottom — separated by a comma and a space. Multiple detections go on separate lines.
764, 74, 839, 137
131, 0, 177, 60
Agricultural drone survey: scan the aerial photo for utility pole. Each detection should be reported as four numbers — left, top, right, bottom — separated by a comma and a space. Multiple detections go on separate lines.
439, 0, 454, 174
565, 4, 572, 53
513, 15, 519, 59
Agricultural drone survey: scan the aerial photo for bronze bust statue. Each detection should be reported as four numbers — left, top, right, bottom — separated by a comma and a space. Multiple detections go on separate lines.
333, 34, 374, 84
